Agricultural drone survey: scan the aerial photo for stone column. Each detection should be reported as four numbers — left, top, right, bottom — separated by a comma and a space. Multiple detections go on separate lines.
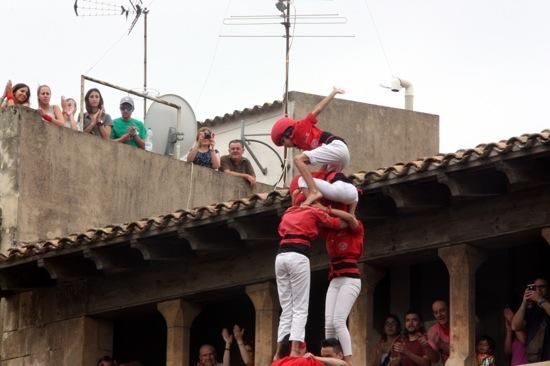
349, 264, 386, 366
157, 299, 202, 366
439, 244, 485, 366
542, 227, 550, 245
246, 282, 279, 366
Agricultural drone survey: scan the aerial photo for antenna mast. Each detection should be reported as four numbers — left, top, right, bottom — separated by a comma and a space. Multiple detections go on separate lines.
221, 1, 353, 117
74, 0, 151, 121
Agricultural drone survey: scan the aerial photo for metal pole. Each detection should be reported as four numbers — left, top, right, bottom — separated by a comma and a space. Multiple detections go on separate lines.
283, 1, 290, 117
143, 9, 149, 122
282, 1, 291, 187
79, 75, 85, 130
176, 107, 182, 159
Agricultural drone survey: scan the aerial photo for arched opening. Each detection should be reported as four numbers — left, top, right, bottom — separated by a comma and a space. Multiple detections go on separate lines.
110, 304, 167, 366
190, 291, 255, 366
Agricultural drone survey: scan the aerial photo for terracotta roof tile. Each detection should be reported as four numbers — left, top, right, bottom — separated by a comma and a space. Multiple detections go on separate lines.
354, 128, 550, 186
200, 100, 283, 126
3, 129, 550, 264
2, 191, 290, 263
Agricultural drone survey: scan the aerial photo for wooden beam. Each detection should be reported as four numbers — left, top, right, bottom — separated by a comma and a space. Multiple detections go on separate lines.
381, 183, 448, 213
437, 171, 506, 199
83, 246, 145, 272
130, 237, 190, 261
227, 216, 279, 244
496, 159, 550, 190
37, 257, 97, 281
177, 226, 243, 253
365, 185, 550, 257
0, 266, 53, 293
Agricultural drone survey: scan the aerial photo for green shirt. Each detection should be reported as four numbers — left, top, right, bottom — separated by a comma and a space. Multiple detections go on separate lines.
110, 117, 147, 148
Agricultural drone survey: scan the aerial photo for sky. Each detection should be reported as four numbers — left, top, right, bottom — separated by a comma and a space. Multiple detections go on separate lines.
2, 0, 550, 153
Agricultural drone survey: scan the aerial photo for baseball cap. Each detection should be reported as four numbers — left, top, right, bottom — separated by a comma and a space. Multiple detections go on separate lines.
120, 96, 134, 107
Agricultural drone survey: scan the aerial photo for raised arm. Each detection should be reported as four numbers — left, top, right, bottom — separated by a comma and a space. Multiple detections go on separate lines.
311, 86, 345, 117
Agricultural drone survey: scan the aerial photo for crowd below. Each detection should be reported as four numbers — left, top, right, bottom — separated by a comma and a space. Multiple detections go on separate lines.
1, 80, 257, 186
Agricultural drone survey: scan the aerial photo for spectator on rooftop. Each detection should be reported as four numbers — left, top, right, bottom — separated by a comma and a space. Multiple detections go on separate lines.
61, 97, 79, 130
184, 127, 220, 169
1, 81, 30, 108
220, 139, 256, 186
36, 84, 64, 126
372, 315, 402, 366
110, 96, 146, 149
82, 88, 112, 139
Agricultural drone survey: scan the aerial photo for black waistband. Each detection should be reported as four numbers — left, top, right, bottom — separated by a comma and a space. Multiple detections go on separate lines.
278, 243, 311, 258
320, 131, 346, 145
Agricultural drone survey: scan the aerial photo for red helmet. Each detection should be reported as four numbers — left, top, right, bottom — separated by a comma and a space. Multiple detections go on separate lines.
271, 116, 295, 146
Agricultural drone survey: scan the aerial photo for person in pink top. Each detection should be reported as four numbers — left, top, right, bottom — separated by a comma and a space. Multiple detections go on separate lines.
427, 300, 450, 363
504, 307, 527, 366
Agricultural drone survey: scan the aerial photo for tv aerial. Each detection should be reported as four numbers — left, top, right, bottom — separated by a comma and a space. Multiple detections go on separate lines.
144, 94, 197, 158
221, 0, 354, 116
74, 0, 151, 120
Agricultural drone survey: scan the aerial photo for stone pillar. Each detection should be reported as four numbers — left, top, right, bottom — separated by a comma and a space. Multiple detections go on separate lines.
246, 282, 279, 366
542, 227, 550, 245
157, 299, 201, 366
349, 264, 386, 366
439, 244, 485, 366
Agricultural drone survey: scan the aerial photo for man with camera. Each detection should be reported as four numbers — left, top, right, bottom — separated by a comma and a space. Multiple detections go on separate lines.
511, 278, 550, 362
110, 96, 147, 149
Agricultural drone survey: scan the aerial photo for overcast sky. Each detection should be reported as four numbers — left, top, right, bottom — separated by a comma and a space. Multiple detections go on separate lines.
2, 0, 549, 153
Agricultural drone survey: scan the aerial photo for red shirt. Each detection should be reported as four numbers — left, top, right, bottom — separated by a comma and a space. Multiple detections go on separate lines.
290, 113, 324, 151
390, 336, 428, 366
325, 222, 364, 280
272, 356, 324, 366
279, 206, 342, 256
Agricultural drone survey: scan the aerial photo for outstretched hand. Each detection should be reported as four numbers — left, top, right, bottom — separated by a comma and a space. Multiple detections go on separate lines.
332, 86, 345, 94
222, 328, 234, 344
233, 324, 245, 342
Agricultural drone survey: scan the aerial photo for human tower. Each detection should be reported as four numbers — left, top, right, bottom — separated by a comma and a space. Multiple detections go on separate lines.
270, 87, 364, 365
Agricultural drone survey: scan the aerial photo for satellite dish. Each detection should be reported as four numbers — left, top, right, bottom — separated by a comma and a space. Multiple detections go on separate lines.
144, 94, 197, 158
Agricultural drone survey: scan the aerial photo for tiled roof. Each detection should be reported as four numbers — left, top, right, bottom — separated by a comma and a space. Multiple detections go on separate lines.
2, 129, 550, 263
0, 191, 290, 263
350, 129, 550, 186
200, 100, 282, 126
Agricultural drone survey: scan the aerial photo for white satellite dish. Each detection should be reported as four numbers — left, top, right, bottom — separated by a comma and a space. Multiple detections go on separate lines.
144, 94, 197, 158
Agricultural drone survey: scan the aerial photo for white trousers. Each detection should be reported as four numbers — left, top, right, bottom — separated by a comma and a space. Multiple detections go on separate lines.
303, 140, 350, 172
275, 252, 310, 342
298, 177, 358, 204
325, 276, 362, 356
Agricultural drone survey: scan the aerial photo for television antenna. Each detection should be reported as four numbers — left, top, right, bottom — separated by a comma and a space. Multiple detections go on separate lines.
74, 0, 151, 121
221, 0, 354, 116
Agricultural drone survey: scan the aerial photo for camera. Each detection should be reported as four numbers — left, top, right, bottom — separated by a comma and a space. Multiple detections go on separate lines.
527, 284, 536, 291
204, 132, 212, 139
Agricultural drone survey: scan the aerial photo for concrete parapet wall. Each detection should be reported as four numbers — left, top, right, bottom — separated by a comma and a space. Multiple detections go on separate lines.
0, 107, 270, 252
289, 92, 439, 173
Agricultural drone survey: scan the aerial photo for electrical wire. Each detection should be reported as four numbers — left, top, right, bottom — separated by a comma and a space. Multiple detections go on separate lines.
362, 0, 394, 76
84, 29, 128, 74
195, 0, 234, 115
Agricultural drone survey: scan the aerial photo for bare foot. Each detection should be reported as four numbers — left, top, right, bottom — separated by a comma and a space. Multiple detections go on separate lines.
301, 190, 323, 207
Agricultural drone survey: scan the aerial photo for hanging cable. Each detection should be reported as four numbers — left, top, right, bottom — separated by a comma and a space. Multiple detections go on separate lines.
362, 0, 394, 76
